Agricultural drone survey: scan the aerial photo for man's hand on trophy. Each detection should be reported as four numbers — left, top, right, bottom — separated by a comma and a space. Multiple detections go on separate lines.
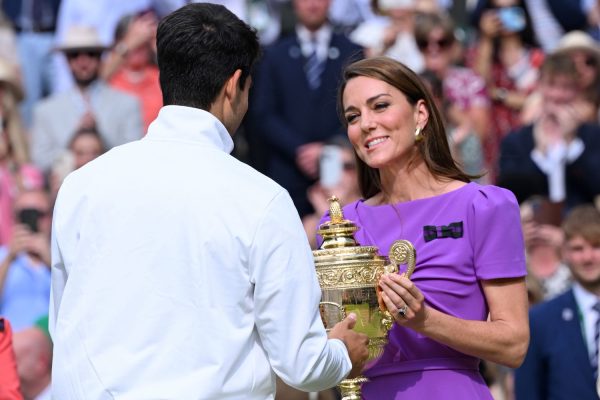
379, 273, 429, 330
328, 313, 370, 378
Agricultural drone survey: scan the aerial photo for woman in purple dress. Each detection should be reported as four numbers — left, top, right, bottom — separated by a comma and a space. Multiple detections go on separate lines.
334, 57, 529, 398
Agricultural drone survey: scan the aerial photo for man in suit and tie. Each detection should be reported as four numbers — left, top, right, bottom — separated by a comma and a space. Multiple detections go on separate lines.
30, 26, 143, 172
248, 0, 362, 218
515, 204, 600, 399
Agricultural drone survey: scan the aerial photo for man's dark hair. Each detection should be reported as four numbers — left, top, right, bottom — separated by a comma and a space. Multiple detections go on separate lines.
156, 3, 260, 110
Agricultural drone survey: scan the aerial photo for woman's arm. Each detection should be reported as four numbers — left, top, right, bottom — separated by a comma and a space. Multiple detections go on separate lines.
379, 274, 529, 368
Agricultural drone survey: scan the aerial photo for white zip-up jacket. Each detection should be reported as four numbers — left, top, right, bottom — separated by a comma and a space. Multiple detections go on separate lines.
50, 105, 350, 399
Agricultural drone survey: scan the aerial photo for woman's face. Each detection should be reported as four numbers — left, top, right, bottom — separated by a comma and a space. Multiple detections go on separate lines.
342, 76, 427, 170
71, 133, 103, 169
418, 27, 454, 74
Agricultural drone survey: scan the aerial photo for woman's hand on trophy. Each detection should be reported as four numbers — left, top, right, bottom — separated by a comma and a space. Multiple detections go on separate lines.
328, 313, 370, 378
379, 273, 429, 329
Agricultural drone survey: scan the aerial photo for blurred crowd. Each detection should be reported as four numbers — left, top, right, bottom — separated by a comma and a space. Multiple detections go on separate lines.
0, 0, 599, 399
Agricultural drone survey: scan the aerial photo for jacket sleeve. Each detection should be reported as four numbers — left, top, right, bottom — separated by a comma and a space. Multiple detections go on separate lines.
30, 103, 56, 172
514, 309, 546, 400
249, 190, 351, 391
249, 52, 305, 161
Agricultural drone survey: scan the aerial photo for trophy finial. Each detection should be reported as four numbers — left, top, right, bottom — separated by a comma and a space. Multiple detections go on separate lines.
328, 196, 344, 224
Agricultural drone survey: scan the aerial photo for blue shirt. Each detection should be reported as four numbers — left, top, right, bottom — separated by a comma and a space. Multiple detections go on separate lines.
0, 246, 50, 332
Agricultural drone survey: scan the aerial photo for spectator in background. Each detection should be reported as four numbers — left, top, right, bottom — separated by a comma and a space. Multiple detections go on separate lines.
52, 0, 184, 92
470, 0, 542, 180
522, 30, 600, 125
471, 0, 588, 53
520, 196, 572, 300
515, 204, 600, 400
303, 135, 361, 249
48, 126, 106, 203
68, 126, 105, 170
249, 0, 363, 218
0, 318, 22, 400
30, 26, 142, 172
415, 12, 487, 178
13, 317, 52, 400
499, 53, 600, 212
0, 59, 44, 246
104, 11, 162, 132
0, 189, 51, 333
1, 0, 60, 127
349, 0, 424, 73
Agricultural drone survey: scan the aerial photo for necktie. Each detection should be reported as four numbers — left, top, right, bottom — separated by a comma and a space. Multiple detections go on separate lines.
591, 302, 600, 379
304, 39, 325, 90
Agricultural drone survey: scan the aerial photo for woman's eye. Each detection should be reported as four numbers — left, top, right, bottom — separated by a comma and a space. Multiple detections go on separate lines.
345, 114, 358, 124
374, 102, 389, 110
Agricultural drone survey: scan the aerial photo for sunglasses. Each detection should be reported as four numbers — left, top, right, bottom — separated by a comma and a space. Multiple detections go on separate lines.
416, 37, 454, 51
585, 55, 597, 67
65, 51, 102, 60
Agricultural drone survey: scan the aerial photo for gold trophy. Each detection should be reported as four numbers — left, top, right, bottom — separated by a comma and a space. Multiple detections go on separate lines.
313, 196, 416, 400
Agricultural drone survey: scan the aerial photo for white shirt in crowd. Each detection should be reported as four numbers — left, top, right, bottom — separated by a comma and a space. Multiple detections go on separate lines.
49, 105, 351, 399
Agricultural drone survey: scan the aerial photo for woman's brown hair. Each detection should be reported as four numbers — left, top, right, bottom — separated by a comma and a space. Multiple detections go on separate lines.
337, 56, 477, 199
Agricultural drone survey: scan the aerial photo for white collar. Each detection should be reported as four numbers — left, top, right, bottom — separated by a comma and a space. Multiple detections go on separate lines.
296, 23, 333, 58
144, 105, 234, 154
573, 281, 600, 314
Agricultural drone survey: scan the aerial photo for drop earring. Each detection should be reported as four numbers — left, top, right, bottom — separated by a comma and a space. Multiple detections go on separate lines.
414, 127, 423, 142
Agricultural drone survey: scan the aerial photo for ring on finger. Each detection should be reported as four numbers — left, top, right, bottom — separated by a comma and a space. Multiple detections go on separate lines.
397, 305, 408, 318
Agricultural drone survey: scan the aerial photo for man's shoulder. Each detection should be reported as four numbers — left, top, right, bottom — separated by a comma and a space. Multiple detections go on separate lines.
227, 156, 285, 197
97, 83, 139, 106
501, 125, 534, 148
530, 289, 574, 322
330, 31, 363, 53
34, 91, 72, 114
263, 35, 297, 57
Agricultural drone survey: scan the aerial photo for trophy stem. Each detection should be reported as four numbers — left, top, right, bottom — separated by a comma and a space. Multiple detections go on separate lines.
339, 376, 368, 400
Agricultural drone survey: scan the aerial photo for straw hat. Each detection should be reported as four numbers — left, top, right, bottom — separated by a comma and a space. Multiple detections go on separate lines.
0, 58, 24, 101
554, 30, 600, 56
56, 26, 107, 53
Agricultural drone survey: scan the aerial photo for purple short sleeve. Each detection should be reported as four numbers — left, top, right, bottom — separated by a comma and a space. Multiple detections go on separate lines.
469, 186, 527, 280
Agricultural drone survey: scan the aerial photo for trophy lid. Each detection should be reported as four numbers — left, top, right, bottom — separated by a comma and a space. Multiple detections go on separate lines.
316, 196, 359, 249
313, 196, 386, 286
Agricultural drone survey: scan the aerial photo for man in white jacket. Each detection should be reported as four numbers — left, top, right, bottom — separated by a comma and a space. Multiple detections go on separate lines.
49, 3, 368, 399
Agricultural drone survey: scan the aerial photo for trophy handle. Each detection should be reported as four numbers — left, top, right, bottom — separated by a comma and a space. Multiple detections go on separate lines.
319, 301, 347, 331
388, 240, 417, 279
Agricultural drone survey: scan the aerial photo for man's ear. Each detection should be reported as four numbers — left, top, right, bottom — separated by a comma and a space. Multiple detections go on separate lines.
224, 69, 243, 102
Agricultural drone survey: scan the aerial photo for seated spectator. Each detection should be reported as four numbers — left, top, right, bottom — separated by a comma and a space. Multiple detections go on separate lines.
69, 126, 106, 170
48, 126, 106, 203
520, 196, 572, 300
470, 0, 543, 180
0, 59, 44, 246
31, 26, 142, 172
13, 316, 52, 400
499, 52, 600, 212
349, 0, 424, 73
303, 136, 360, 249
105, 12, 162, 131
418, 69, 484, 179
515, 204, 600, 399
0, 318, 22, 399
522, 30, 600, 125
0, 190, 51, 332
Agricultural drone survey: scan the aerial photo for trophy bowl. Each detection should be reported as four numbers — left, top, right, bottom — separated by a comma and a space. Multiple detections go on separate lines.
313, 197, 416, 400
